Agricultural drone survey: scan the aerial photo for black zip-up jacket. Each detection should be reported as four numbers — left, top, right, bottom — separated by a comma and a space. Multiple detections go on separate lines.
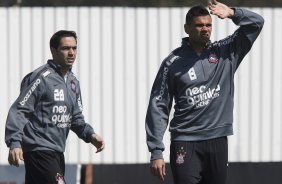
5, 60, 95, 153
146, 8, 264, 160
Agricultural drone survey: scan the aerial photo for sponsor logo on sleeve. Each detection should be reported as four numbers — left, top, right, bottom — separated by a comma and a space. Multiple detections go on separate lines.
19, 79, 41, 106
156, 67, 169, 101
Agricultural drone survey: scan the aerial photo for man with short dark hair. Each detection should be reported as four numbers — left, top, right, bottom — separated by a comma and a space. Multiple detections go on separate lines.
5, 30, 105, 184
145, 0, 264, 183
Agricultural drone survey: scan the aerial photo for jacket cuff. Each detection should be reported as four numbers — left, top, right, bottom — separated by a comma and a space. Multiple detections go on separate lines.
9, 141, 21, 149
231, 8, 244, 24
85, 129, 95, 143
150, 149, 163, 161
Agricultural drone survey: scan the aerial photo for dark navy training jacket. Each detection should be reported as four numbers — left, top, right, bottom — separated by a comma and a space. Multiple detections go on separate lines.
145, 8, 264, 160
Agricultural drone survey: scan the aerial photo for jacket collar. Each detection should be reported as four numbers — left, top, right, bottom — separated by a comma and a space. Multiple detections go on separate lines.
47, 59, 72, 75
181, 37, 212, 49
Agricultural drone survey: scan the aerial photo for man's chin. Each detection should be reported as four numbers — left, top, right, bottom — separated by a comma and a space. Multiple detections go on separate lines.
201, 39, 210, 46
62, 63, 73, 69
202, 37, 210, 42
66, 61, 74, 66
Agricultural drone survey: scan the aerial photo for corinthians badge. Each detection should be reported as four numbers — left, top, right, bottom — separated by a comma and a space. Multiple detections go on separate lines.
208, 52, 219, 63
70, 80, 76, 93
55, 173, 65, 184
176, 147, 187, 165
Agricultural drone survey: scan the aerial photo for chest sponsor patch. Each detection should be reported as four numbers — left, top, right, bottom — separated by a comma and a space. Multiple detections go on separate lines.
186, 84, 221, 109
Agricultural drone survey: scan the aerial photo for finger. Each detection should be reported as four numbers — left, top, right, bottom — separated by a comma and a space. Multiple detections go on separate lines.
150, 166, 154, 175
150, 163, 156, 175
15, 158, 20, 167
15, 153, 21, 167
19, 150, 24, 161
8, 154, 13, 165
208, 5, 216, 12
20, 154, 24, 161
158, 166, 164, 181
162, 164, 166, 176
208, 2, 215, 8
95, 142, 105, 153
95, 145, 101, 153
159, 173, 164, 181
11, 152, 17, 166
212, 0, 218, 5
150, 165, 158, 176
96, 147, 103, 153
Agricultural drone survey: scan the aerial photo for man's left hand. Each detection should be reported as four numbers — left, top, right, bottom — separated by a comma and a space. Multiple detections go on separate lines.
90, 133, 105, 153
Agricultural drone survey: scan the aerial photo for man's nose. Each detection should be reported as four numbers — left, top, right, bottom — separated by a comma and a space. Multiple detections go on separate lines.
68, 48, 75, 54
201, 25, 209, 31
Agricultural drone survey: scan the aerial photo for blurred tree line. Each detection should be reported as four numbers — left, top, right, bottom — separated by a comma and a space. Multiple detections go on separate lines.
1, 0, 282, 7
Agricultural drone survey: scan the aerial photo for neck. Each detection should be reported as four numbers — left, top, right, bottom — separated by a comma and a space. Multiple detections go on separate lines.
61, 68, 69, 76
188, 38, 207, 55
52, 60, 70, 76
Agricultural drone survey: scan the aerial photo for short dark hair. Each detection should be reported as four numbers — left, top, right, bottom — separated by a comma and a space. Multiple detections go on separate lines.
186, 5, 210, 25
50, 30, 77, 50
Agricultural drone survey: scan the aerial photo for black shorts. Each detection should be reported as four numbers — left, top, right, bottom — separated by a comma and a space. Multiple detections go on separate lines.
23, 150, 66, 184
170, 137, 228, 184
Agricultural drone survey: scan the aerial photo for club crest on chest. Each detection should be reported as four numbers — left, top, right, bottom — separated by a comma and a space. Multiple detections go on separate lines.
208, 52, 219, 63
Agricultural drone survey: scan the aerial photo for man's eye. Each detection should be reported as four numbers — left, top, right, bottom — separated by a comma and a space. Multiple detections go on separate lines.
61, 46, 77, 51
195, 24, 204, 27
195, 24, 212, 28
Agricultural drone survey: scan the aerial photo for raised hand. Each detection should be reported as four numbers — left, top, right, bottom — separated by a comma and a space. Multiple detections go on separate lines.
208, 0, 234, 19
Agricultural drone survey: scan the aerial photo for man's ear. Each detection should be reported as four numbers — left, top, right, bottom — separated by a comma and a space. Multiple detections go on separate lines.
184, 24, 189, 35
50, 47, 57, 57
50, 47, 57, 54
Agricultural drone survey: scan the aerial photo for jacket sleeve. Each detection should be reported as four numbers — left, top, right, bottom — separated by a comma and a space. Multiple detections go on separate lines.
70, 80, 95, 143
222, 8, 264, 69
5, 73, 45, 149
145, 56, 174, 161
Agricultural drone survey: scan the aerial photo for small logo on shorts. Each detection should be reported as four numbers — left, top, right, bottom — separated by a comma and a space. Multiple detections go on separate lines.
55, 173, 65, 184
176, 147, 186, 165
